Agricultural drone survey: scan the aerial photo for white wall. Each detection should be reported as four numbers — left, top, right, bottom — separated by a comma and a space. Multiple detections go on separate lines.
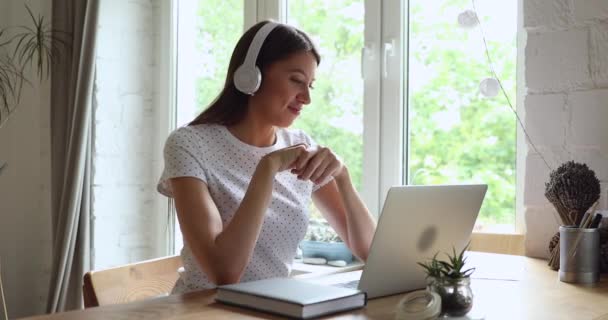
0, 1, 53, 318
93, 0, 167, 269
521, 0, 608, 258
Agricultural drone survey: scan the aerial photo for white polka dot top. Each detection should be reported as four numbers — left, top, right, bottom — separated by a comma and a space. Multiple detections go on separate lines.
157, 123, 333, 293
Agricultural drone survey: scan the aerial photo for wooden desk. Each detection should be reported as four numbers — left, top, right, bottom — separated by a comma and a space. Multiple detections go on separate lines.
21, 253, 608, 320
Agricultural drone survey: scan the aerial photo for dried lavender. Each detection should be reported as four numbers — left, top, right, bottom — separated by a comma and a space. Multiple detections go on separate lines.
545, 161, 600, 224
544, 161, 600, 270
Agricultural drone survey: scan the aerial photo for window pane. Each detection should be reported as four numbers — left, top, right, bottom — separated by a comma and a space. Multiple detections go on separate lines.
176, 0, 244, 127
174, 0, 244, 249
407, 0, 517, 232
287, 0, 365, 195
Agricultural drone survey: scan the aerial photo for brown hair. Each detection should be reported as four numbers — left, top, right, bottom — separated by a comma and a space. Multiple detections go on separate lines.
189, 21, 320, 126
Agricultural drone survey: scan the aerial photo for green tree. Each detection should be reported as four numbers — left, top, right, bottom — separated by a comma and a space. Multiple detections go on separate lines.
194, 0, 244, 120
288, 0, 365, 192
192, 0, 516, 228
409, 0, 516, 226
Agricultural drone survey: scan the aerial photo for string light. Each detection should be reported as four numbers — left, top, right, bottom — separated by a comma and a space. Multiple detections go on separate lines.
464, 0, 553, 171
457, 10, 479, 29
479, 77, 500, 98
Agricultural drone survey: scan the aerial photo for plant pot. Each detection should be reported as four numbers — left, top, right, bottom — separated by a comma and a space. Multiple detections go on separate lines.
299, 240, 353, 263
427, 277, 473, 317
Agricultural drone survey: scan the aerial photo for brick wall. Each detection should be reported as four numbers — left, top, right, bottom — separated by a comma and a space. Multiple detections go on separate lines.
93, 0, 166, 269
522, 0, 608, 258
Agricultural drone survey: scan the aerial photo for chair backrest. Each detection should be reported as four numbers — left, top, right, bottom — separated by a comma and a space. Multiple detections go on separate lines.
83, 255, 182, 308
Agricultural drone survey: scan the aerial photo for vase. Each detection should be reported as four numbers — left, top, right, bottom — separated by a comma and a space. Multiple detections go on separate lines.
427, 277, 473, 317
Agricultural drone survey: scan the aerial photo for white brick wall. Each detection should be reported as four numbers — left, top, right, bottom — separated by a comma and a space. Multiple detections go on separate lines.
525, 29, 591, 92
568, 90, 608, 149
589, 23, 608, 87
93, 0, 166, 269
572, 0, 608, 23
523, 0, 570, 29
524, 94, 567, 146
522, 0, 608, 258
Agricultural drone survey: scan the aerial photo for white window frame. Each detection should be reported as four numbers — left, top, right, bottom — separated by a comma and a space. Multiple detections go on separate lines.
378, 0, 405, 211
159, 0, 178, 255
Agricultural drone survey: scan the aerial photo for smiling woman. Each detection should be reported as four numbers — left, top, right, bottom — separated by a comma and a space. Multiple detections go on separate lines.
158, 21, 376, 294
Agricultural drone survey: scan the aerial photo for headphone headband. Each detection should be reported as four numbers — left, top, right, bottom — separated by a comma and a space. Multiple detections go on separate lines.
242, 22, 279, 69
233, 22, 280, 95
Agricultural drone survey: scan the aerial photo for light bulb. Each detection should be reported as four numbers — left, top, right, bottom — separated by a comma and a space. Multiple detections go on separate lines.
458, 10, 478, 29
479, 78, 500, 98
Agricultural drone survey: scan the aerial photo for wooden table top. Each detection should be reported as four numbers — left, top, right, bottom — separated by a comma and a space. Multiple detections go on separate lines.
22, 253, 608, 320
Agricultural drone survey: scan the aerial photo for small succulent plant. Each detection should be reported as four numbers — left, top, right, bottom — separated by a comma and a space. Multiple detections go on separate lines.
419, 244, 475, 316
417, 244, 475, 281
417, 252, 443, 279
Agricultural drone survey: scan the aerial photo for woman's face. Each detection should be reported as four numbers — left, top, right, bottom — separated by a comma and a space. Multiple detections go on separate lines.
248, 51, 317, 128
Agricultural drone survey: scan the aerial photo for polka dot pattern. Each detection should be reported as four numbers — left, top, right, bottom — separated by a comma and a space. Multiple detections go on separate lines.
157, 124, 333, 293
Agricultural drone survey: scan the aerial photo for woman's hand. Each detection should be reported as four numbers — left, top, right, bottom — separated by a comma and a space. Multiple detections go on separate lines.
261, 144, 309, 173
291, 146, 346, 184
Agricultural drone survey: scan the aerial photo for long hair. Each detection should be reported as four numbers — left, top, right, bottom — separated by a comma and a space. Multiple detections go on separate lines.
189, 21, 320, 126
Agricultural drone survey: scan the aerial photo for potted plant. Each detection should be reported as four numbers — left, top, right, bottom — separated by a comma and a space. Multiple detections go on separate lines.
300, 219, 353, 264
0, 4, 69, 176
417, 244, 475, 317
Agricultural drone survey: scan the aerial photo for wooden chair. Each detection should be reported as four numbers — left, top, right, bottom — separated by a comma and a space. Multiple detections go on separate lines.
469, 233, 525, 256
83, 255, 182, 308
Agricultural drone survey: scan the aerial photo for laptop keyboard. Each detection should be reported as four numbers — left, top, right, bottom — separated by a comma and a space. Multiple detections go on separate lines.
334, 280, 360, 289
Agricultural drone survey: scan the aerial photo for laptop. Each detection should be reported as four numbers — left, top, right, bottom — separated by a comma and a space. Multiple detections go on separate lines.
305, 184, 487, 299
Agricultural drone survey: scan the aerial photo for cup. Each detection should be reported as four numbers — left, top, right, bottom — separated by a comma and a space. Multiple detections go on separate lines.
559, 225, 600, 284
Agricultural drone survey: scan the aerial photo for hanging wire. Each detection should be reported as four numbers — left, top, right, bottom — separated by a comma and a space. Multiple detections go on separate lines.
471, 0, 553, 172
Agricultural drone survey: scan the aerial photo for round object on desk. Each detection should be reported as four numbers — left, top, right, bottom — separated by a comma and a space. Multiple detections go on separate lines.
395, 290, 441, 320
328, 260, 347, 267
302, 257, 327, 265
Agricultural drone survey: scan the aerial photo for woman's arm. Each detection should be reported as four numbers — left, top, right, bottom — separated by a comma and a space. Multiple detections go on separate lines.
171, 145, 306, 285
312, 167, 376, 261
292, 146, 377, 261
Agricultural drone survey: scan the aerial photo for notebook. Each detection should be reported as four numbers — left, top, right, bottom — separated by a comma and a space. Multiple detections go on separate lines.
215, 277, 367, 319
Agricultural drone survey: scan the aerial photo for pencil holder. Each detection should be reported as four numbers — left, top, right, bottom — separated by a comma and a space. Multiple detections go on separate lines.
559, 226, 600, 284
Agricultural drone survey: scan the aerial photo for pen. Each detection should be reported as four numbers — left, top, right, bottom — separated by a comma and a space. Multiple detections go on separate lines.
589, 213, 603, 229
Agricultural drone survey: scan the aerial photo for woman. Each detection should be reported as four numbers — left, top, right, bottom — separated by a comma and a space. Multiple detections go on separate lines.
158, 20, 376, 294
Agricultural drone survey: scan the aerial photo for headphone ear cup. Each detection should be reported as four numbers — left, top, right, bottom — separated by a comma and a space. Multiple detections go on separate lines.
234, 65, 262, 95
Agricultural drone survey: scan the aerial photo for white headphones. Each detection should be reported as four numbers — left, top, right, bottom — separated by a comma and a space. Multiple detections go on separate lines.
233, 22, 280, 95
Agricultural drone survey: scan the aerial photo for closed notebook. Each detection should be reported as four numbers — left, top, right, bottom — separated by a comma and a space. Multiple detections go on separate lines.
215, 277, 367, 319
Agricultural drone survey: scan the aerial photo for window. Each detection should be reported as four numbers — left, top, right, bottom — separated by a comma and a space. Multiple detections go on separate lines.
172, 0, 245, 250
406, 0, 517, 232
175, 0, 244, 127
287, 0, 365, 222
168, 0, 519, 251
